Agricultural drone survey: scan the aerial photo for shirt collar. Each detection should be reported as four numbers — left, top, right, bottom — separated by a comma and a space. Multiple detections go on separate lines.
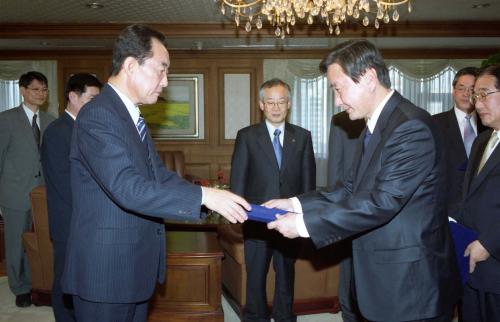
65, 109, 76, 120
453, 106, 477, 123
108, 83, 140, 124
265, 120, 285, 136
22, 103, 38, 124
366, 90, 394, 133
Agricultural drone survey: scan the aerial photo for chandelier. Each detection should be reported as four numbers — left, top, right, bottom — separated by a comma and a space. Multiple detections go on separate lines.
217, 0, 413, 38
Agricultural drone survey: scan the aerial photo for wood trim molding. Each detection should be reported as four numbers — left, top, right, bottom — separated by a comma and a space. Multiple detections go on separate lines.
1, 21, 500, 39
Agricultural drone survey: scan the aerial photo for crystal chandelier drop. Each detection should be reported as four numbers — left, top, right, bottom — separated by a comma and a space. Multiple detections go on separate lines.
216, 0, 413, 38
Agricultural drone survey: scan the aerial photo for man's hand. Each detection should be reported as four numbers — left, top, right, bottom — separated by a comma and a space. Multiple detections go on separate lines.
267, 213, 299, 239
201, 187, 250, 223
464, 240, 490, 273
262, 198, 295, 212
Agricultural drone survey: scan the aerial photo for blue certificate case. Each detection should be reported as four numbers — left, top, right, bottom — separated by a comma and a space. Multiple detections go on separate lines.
448, 221, 478, 284
247, 204, 288, 223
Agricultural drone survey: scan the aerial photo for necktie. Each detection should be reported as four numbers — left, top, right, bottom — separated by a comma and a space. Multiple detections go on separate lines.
477, 131, 499, 174
273, 129, 282, 169
363, 128, 372, 153
136, 115, 147, 142
463, 114, 475, 157
32, 114, 40, 149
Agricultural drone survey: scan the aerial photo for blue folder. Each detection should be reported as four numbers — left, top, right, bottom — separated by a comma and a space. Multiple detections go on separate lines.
247, 204, 288, 223
448, 221, 478, 284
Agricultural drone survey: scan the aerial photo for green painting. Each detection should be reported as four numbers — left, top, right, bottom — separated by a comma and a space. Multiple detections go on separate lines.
139, 74, 203, 139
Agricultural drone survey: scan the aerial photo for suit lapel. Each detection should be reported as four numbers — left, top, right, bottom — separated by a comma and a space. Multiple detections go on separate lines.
467, 132, 500, 196
354, 92, 401, 190
446, 109, 467, 159
281, 123, 296, 173
257, 123, 280, 170
15, 105, 39, 154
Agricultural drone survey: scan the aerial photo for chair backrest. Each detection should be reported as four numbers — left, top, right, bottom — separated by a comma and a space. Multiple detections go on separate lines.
157, 150, 186, 178
24, 185, 54, 291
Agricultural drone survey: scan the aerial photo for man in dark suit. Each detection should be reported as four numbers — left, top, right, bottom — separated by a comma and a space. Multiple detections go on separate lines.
267, 40, 461, 322
230, 78, 316, 322
0, 71, 55, 307
327, 111, 364, 322
61, 24, 249, 322
41, 73, 102, 322
456, 64, 500, 322
432, 67, 486, 218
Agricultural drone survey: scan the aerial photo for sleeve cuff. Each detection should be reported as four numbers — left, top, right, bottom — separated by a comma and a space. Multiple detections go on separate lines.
290, 197, 309, 238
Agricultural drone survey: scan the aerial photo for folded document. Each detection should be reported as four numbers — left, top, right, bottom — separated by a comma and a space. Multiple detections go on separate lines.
448, 220, 478, 284
247, 204, 288, 223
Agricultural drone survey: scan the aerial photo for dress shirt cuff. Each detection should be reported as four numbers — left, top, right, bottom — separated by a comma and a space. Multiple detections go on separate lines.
200, 186, 206, 205
290, 197, 309, 238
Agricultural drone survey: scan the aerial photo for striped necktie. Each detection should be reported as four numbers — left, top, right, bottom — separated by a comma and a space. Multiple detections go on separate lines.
136, 115, 147, 142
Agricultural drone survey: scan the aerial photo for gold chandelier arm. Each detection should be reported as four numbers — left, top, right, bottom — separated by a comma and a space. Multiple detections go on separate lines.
379, 0, 409, 5
222, 0, 263, 9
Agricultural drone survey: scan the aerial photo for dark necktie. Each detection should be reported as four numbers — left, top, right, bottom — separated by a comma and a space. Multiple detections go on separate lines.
136, 115, 147, 142
32, 114, 40, 149
363, 127, 372, 153
273, 129, 283, 169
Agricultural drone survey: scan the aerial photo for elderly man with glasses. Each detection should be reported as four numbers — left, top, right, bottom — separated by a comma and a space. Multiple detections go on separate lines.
230, 78, 316, 322
452, 64, 500, 322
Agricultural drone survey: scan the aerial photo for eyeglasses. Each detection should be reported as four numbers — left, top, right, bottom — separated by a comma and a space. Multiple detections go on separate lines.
264, 100, 288, 108
454, 86, 474, 94
27, 87, 49, 94
470, 90, 500, 104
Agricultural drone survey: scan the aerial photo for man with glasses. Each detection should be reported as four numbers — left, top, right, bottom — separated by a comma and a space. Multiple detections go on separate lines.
456, 64, 500, 322
0, 71, 55, 307
433, 67, 487, 219
230, 78, 316, 322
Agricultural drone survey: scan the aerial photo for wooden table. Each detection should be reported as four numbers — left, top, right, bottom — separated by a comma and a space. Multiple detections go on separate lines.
148, 231, 224, 322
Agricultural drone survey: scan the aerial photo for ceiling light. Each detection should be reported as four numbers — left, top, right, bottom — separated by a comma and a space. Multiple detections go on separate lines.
471, 3, 491, 9
86, 2, 104, 9
216, 0, 413, 39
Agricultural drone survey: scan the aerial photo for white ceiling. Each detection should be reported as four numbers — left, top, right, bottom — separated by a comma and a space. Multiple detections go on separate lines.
0, 0, 500, 50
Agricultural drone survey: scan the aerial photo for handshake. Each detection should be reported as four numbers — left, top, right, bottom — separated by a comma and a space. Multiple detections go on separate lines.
201, 186, 301, 239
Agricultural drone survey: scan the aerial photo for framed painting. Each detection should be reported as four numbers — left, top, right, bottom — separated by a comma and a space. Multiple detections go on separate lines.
140, 74, 204, 139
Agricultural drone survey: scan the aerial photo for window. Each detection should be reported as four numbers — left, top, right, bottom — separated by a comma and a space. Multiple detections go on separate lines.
0, 80, 21, 113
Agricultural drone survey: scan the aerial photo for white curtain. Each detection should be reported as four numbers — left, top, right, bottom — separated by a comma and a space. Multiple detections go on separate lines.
264, 58, 482, 187
0, 60, 58, 116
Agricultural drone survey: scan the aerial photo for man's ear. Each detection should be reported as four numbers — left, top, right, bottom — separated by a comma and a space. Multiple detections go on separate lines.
68, 91, 78, 104
363, 68, 378, 92
259, 101, 265, 112
122, 56, 138, 77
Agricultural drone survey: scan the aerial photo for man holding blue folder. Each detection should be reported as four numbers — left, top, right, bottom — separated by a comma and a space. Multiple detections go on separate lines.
266, 40, 461, 322
230, 78, 316, 322
455, 64, 500, 322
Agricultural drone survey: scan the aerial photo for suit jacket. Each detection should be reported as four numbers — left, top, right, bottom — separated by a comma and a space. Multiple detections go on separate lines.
432, 109, 487, 217
61, 84, 202, 303
327, 111, 365, 187
458, 129, 500, 294
230, 122, 316, 238
299, 92, 461, 321
41, 112, 74, 242
0, 105, 54, 211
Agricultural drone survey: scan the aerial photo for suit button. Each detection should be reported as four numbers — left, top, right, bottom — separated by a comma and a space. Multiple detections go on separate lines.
157, 228, 163, 235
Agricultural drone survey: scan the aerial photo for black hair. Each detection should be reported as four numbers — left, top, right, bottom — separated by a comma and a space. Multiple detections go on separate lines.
19, 71, 48, 88
110, 24, 168, 76
452, 67, 479, 88
319, 39, 391, 89
64, 73, 103, 102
